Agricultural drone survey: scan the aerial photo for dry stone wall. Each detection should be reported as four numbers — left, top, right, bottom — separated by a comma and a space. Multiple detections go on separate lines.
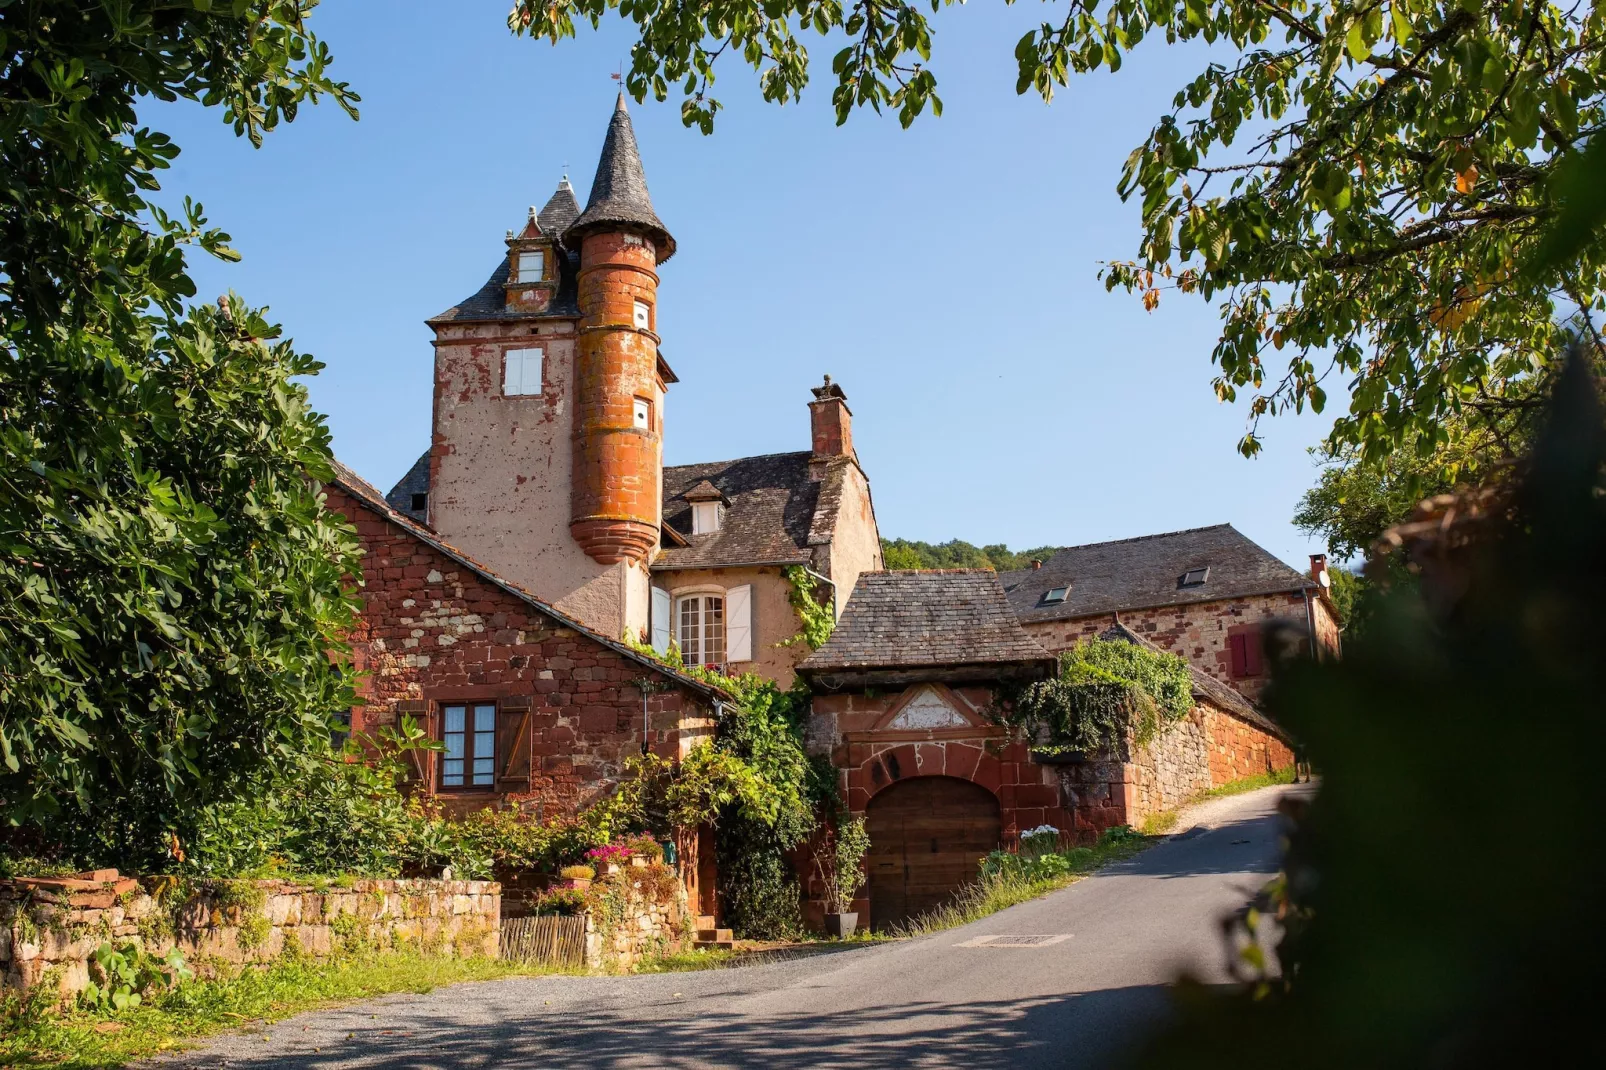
584, 860, 690, 971
1, 873, 499, 1001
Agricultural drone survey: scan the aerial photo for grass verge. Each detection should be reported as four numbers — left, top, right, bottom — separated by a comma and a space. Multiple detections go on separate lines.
1140, 766, 1301, 834
886, 830, 1156, 939
0, 950, 566, 1070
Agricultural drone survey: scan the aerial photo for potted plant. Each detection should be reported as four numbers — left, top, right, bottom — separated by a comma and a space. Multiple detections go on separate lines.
559, 864, 595, 890
814, 815, 870, 938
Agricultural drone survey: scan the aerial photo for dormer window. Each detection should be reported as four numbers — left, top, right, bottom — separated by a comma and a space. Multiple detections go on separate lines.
692, 501, 723, 534
1179, 567, 1210, 588
516, 250, 544, 283
633, 300, 652, 331
1041, 585, 1069, 605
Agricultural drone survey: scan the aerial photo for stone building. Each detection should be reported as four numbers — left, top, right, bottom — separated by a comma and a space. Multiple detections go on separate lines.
998, 524, 1341, 701
384, 95, 881, 686
797, 569, 1294, 929
327, 462, 726, 820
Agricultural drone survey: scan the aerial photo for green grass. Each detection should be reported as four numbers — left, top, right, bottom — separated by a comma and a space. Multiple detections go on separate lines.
886, 831, 1156, 939
1198, 766, 1299, 800
0, 950, 567, 1070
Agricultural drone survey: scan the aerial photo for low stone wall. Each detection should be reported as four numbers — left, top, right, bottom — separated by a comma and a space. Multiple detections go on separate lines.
1, 872, 500, 1001
583, 860, 690, 971
1054, 698, 1295, 832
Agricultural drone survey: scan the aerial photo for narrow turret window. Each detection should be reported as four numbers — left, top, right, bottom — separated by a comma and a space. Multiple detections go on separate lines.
517, 251, 544, 282
633, 300, 652, 330
503, 348, 543, 396
633, 397, 652, 430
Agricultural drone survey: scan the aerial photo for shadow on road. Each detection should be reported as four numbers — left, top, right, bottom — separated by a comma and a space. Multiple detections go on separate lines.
167, 985, 1203, 1070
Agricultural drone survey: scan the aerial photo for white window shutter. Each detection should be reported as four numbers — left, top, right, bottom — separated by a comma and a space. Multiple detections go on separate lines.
503, 351, 520, 395
726, 585, 752, 663
651, 587, 672, 655
503, 348, 543, 396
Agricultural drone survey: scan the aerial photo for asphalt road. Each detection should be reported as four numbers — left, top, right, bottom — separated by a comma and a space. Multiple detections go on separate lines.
159, 783, 1309, 1070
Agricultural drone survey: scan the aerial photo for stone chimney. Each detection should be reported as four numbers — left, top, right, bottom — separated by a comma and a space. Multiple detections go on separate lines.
1309, 553, 1331, 590
809, 375, 853, 459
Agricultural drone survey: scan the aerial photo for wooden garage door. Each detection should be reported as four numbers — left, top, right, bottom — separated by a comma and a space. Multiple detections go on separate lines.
866, 776, 1002, 931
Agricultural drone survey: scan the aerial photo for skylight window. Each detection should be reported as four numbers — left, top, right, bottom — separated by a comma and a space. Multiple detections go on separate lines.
1041, 586, 1070, 604
1179, 567, 1210, 588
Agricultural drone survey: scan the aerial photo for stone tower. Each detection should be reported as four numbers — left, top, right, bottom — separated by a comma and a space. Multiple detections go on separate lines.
566, 93, 675, 566
420, 95, 673, 641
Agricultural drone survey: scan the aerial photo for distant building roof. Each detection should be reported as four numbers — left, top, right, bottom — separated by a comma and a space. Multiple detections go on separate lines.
655, 451, 846, 572
799, 570, 1056, 688
999, 524, 1314, 623
329, 460, 729, 703
565, 93, 675, 260
384, 452, 431, 522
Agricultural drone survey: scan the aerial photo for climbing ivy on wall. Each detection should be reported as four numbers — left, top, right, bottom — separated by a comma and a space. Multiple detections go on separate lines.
779, 566, 835, 651
1000, 640, 1195, 757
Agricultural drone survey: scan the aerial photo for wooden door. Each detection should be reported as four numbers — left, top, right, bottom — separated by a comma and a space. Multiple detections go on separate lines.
866, 777, 1002, 931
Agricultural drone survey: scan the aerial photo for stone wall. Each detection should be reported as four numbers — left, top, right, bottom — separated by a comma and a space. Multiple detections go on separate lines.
328, 485, 716, 821
583, 861, 690, 971
1, 872, 499, 1001
1052, 698, 1296, 832
1023, 590, 1339, 701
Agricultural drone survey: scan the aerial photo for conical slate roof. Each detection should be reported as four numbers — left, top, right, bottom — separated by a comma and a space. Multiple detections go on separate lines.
566, 93, 675, 261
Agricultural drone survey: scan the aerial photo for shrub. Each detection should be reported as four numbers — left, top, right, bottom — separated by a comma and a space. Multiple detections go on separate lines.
559, 865, 595, 881
532, 888, 587, 917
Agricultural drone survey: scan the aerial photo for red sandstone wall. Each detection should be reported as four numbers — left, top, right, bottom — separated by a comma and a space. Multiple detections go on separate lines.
1023, 590, 1327, 701
1205, 707, 1296, 785
329, 487, 713, 819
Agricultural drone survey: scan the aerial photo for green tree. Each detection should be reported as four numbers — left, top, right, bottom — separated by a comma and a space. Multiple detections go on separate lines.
0, 2, 361, 869
511, 0, 1606, 461
880, 537, 1059, 570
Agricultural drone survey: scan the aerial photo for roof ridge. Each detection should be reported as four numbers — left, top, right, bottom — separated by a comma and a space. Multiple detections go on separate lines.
328, 460, 728, 703
665, 449, 813, 472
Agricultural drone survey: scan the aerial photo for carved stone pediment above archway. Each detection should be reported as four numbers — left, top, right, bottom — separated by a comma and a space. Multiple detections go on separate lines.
871, 683, 986, 734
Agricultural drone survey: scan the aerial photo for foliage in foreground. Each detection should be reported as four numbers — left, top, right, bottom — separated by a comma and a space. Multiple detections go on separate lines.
1140, 351, 1606, 1067
1001, 638, 1194, 754
513, 0, 1604, 467
0, 0, 360, 868
0, 948, 546, 1070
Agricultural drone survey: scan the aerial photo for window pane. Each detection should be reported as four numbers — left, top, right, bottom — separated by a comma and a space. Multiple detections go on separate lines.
679, 598, 700, 664
473, 705, 496, 732
443, 759, 464, 786
444, 706, 466, 733
444, 733, 465, 760
703, 596, 725, 666
518, 251, 544, 281
472, 757, 495, 785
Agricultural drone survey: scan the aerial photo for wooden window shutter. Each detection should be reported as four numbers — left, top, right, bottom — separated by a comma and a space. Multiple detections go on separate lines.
726, 584, 753, 662
1243, 628, 1266, 676
497, 697, 533, 792
394, 701, 433, 791
651, 587, 672, 655
1228, 633, 1248, 677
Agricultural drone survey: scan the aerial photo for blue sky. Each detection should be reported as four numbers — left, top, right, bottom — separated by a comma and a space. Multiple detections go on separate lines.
155, 2, 1341, 567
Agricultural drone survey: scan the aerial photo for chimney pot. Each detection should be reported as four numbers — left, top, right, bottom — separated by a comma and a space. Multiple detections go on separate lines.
1309, 553, 1331, 588
1032, 560, 1042, 570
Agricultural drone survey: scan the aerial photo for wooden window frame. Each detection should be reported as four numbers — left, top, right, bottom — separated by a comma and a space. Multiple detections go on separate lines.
516, 250, 545, 283
439, 701, 498, 792
676, 592, 726, 671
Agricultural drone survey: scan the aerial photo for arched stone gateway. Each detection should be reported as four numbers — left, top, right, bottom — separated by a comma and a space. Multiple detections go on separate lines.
865, 776, 1003, 931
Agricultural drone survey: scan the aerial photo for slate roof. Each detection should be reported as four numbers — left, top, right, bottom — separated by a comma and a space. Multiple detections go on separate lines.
799, 570, 1056, 674
1097, 622, 1289, 742
428, 180, 586, 325
655, 451, 834, 571
328, 460, 730, 703
999, 524, 1314, 623
384, 451, 431, 523
566, 94, 675, 261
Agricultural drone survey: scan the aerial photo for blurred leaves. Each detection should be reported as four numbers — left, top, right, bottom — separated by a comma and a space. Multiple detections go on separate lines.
1141, 346, 1606, 1066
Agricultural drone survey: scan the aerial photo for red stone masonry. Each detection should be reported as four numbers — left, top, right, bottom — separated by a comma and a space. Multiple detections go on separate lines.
1023, 590, 1337, 702
327, 485, 715, 820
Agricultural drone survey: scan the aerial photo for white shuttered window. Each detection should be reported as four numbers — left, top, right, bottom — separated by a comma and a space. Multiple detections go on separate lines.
650, 588, 672, 655
726, 585, 752, 663
517, 251, 544, 282
503, 348, 543, 396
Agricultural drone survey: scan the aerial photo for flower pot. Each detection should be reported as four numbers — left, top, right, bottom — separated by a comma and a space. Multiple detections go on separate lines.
630, 855, 648, 868
563, 878, 592, 891
603, 862, 622, 876
824, 912, 858, 939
